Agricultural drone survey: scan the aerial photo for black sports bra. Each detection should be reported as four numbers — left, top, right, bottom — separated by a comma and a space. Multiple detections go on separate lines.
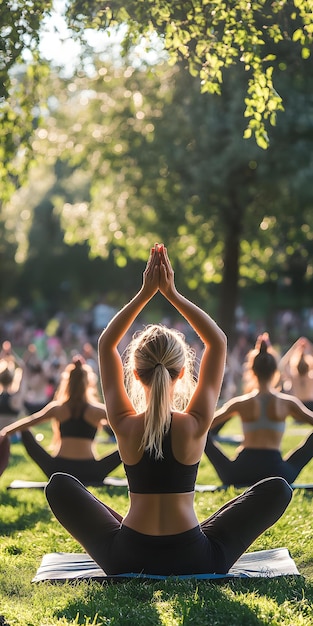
59, 408, 98, 440
124, 423, 199, 494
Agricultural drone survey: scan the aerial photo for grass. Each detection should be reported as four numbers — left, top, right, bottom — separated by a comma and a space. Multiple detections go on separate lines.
0, 419, 313, 625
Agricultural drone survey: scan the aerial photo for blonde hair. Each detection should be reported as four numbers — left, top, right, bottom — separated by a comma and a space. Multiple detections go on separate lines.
124, 324, 196, 459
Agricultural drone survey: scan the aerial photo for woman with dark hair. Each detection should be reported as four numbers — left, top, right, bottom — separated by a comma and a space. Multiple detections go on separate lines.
44, 246, 291, 577
205, 334, 313, 486
0, 356, 121, 485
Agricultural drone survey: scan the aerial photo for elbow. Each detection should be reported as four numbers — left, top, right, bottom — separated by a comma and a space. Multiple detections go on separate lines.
217, 329, 228, 355
98, 331, 106, 352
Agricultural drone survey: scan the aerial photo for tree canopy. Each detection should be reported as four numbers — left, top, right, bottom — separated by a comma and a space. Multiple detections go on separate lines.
0, 0, 52, 202
1, 1, 313, 149
1, 1, 313, 342
66, 0, 313, 148
5, 47, 313, 341
1, 0, 313, 205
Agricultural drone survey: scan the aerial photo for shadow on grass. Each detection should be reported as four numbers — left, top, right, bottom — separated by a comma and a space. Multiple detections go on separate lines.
51, 577, 307, 626
218, 574, 307, 602
54, 580, 165, 625
0, 490, 51, 535
169, 576, 310, 625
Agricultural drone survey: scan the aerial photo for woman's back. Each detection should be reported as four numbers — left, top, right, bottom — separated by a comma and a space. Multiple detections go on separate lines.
51, 401, 105, 459
234, 391, 287, 449
120, 411, 203, 535
211, 334, 313, 454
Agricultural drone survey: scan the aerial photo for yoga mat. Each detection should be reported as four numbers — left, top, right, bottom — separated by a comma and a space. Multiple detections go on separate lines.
7, 478, 313, 491
7, 478, 225, 492
212, 434, 243, 445
32, 547, 300, 583
7, 478, 122, 489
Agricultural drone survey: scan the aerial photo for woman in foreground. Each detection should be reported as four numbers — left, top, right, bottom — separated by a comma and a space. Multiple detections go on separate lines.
0, 356, 121, 485
205, 336, 313, 486
45, 245, 292, 576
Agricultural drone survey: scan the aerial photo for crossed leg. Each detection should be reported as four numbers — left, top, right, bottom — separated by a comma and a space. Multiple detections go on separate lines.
200, 477, 292, 572
45, 472, 122, 569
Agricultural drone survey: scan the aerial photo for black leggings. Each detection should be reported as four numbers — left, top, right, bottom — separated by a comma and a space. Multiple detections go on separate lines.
205, 432, 313, 486
45, 473, 292, 575
21, 430, 121, 485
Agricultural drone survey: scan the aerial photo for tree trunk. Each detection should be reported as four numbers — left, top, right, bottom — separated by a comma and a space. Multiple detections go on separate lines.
217, 197, 244, 349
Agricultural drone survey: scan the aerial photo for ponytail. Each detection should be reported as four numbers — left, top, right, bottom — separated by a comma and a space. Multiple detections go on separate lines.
55, 355, 97, 416
252, 340, 277, 382
144, 363, 172, 458
124, 325, 196, 459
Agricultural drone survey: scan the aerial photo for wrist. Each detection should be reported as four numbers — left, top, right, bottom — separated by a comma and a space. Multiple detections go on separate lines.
138, 286, 156, 302
164, 287, 180, 304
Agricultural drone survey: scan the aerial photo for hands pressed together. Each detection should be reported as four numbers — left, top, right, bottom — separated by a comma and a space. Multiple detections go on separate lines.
142, 243, 176, 299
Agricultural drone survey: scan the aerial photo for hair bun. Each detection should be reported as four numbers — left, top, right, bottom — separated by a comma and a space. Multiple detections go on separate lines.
259, 340, 268, 354
72, 355, 85, 368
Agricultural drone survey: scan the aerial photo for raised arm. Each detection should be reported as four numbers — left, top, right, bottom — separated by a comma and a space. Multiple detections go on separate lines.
279, 337, 311, 370
159, 246, 227, 433
98, 246, 160, 426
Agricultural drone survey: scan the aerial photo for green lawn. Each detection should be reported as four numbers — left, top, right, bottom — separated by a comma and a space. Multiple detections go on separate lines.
0, 419, 313, 625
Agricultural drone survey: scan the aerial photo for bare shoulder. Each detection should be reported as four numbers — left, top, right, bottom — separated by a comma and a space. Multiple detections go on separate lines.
271, 391, 309, 418
87, 401, 107, 414
220, 391, 258, 410
112, 413, 144, 459
273, 390, 300, 405
235, 391, 258, 404
171, 410, 202, 437
84, 402, 108, 423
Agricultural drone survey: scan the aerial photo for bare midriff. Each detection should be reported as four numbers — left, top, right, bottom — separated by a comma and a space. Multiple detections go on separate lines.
56, 437, 95, 460
242, 429, 283, 450
122, 491, 198, 535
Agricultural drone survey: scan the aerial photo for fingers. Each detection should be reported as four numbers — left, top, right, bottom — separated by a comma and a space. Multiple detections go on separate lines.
149, 244, 173, 283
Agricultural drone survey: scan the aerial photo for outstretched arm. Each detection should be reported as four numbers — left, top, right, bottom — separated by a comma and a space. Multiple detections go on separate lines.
284, 395, 313, 426
210, 399, 241, 430
0, 402, 58, 438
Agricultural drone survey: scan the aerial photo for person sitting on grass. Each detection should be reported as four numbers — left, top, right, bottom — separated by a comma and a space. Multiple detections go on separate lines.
205, 335, 313, 487
0, 356, 121, 485
44, 244, 292, 577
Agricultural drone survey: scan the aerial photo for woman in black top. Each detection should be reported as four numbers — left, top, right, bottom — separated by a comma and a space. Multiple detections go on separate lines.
0, 356, 121, 484
44, 244, 292, 576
